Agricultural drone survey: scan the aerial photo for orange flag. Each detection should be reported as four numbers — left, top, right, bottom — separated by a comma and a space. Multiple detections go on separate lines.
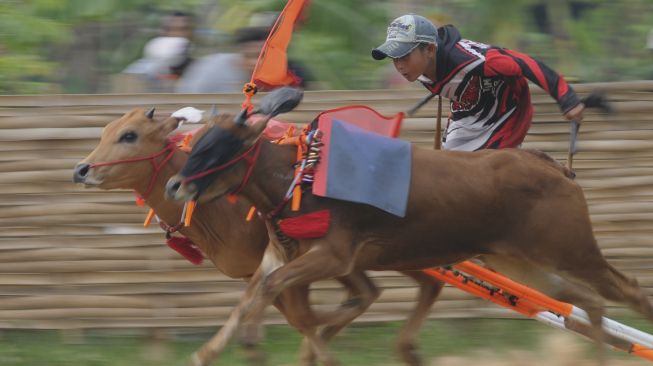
247, 0, 309, 93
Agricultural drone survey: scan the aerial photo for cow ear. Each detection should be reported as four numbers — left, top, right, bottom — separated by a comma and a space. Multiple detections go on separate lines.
233, 108, 249, 126
145, 107, 155, 120
257, 87, 303, 118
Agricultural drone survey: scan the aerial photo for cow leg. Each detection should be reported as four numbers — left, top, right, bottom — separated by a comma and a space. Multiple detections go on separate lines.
231, 274, 267, 365
520, 231, 653, 322
561, 261, 653, 322
238, 306, 268, 365
299, 271, 381, 366
554, 280, 607, 365
192, 242, 298, 366
511, 233, 652, 363
191, 267, 266, 366
394, 271, 444, 366
244, 245, 359, 366
480, 254, 608, 363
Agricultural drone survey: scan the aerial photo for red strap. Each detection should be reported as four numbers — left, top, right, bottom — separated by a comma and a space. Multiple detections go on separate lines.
90, 142, 177, 201
183, 141, 262, 184
229, 142, 263, 197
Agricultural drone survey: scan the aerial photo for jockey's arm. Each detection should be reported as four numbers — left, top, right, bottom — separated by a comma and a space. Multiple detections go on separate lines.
483, 48, 584, 123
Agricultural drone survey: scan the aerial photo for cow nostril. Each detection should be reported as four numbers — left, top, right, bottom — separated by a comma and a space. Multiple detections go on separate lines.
73, 163, 91, 183
166, 179, 182, 196
170, 181, 181, 192
78, 164, 89, 177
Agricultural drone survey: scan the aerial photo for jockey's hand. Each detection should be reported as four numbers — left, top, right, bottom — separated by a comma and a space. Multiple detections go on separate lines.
564, 103, 585, 123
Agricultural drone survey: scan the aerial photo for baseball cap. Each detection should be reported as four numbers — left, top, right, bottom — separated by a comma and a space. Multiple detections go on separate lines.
372, 14, 438, 60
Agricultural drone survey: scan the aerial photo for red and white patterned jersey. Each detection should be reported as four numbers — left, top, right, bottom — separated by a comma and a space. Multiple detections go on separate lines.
421, 25, 581, 151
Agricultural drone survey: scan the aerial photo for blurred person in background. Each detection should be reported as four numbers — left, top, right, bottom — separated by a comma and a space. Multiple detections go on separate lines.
123, 11, 195, 90
176, 12, 312, 93
174, 41, 246, 93
373, 14, 585, 151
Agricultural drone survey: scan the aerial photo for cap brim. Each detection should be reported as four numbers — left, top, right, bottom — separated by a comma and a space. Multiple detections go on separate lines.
372, 41, 419, 60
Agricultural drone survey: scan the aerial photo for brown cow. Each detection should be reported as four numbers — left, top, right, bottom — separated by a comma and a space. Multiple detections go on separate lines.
166, 113, 653, 366
72, 109, 442, 366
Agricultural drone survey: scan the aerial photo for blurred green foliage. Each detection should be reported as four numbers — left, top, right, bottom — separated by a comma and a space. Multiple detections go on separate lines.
0, 0, 204, 93
0, 0, 651, 94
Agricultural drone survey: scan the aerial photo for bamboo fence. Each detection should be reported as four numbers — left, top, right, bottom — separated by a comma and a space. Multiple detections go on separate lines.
1, 81, 653, 330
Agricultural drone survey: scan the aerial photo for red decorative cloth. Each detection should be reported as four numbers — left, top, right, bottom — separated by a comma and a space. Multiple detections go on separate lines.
279, 210, 331, 239
166, 236, 205, 265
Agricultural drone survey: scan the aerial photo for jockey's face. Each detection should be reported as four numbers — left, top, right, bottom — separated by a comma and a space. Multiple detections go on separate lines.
393, 43, 436, 82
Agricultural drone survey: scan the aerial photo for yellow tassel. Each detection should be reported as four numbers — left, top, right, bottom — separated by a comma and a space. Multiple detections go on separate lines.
184, 201, 196, 227
246, 206, 257, 221
143, 208, 155, 227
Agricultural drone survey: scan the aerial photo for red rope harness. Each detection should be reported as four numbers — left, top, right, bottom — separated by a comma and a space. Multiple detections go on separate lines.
160, 220, 184, 237
89, 142, 177, 202
182, 140, 262, 197
88, 137, 207, 265
264, 197, 291, 220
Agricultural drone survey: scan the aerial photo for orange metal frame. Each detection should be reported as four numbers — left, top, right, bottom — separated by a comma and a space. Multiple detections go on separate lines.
423, 261, 653, 362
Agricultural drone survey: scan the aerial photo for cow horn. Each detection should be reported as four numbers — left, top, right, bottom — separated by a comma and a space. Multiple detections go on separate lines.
145, 107, 155, 119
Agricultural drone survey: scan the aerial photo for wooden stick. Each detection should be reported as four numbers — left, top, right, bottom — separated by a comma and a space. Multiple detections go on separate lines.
434, 96, 442, 150
406, 92, 438, 117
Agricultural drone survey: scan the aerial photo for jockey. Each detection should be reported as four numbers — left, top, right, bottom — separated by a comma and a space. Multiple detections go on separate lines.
372, 14, 585, 151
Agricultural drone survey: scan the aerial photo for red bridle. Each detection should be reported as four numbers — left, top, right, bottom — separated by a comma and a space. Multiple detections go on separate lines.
182, 140, 262, 197
89, 141, 177, 201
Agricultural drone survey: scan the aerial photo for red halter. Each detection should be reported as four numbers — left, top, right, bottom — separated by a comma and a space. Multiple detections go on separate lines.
182, 140, 262, 197
89, 141, 177, 202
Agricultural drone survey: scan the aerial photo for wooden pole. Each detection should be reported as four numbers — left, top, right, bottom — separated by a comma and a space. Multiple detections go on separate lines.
434, 96, 442, 150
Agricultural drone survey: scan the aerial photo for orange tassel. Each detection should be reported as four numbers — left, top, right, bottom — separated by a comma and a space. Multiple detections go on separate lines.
184, 201, 196, 227
134, 193, 146, 207
291, 143, 303, 211
246, 206, 257, 221
143, 208, 155, 227
179, 134, 193, 152
291, 185, 302, 211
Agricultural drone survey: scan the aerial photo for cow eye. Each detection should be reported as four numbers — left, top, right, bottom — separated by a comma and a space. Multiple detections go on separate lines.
118, 131, 138, 143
